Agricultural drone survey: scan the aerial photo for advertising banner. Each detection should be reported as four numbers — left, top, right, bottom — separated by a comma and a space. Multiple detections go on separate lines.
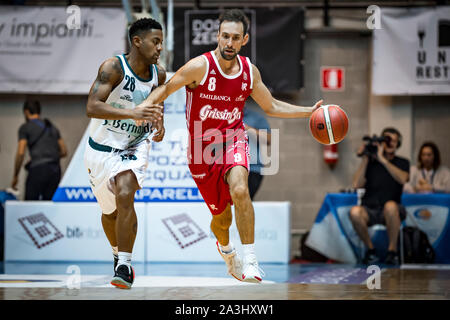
173, 8, 304, 92
4, 201, 146, 262
372, 7, 450, 95
146, 202, 291, 263
0, 6, 126, 94
5, 201, 291, 263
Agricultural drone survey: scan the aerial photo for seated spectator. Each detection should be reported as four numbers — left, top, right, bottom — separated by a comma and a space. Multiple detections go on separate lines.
350, 127, 410, 265
404, 141, 450, 193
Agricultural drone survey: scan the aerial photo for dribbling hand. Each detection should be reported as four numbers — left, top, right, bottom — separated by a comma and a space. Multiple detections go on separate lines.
152, 118, 165, 142
311, 99, 324, 113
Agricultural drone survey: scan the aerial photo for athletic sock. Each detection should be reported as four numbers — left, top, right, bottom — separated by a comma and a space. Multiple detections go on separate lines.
243, 243, 256, 261
117, 252, 132, 270
220, 242, 233, 254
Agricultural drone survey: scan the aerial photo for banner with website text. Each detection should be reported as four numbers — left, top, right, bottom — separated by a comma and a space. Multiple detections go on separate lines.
372, 7, 450, 95
0, 6, 126, 94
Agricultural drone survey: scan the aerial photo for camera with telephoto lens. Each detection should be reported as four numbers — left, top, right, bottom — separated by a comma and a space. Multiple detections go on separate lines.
357, 135, 391, 157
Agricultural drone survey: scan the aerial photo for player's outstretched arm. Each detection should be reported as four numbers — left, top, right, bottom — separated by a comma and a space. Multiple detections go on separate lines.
86, 57, 163, 122
250, 64, 323, 118
139, 56, 207, 107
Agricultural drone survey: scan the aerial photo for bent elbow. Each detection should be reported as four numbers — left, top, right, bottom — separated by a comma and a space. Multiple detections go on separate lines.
86, 103, 95, 118
86, 106, 94, 118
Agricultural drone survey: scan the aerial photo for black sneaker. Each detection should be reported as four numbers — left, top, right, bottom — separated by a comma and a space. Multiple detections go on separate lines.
111, 264, 135, 289
384, 251, 399, 265
363, 249, 379, 265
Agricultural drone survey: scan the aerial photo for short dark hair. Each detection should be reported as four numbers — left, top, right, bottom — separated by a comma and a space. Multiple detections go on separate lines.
128, 18, 162, 41
219, 9, 249, 35
23, 100, 41, 115
381, 127, 402, 148
418, 141, 441, 170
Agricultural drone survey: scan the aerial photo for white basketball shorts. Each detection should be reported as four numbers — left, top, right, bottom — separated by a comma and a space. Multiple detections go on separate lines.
84, 137, 151, 214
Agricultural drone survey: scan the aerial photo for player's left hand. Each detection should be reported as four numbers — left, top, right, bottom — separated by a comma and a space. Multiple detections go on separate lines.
311, 99, 323, 113
152, 118, 165, 142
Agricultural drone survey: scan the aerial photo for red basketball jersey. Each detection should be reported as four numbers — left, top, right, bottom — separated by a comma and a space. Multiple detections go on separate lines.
186, 51, 253, 142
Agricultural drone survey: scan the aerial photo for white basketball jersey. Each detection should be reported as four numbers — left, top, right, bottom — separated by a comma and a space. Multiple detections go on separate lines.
88, 54, 159, 150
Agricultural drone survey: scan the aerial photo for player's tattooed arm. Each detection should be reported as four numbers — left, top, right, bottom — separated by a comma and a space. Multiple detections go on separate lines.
250, 64, 322, 119
86, 57, 162, 121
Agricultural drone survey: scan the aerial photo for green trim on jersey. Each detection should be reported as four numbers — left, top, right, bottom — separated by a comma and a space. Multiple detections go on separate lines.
89, 137, 123, 153
116, 55, 125, 74
154, 64, 158, 83
122, 54, 154, 82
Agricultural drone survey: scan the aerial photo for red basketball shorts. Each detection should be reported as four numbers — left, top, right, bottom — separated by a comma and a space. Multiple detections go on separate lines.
188, 137, 249, 215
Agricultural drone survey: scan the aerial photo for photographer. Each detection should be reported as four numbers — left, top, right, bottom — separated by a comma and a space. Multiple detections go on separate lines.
350, 127, 410, 265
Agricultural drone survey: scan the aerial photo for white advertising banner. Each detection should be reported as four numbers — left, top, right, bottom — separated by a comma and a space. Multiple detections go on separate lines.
146, 202, 291, 263
0, 6, 126, 94
5, 201, 291, 263
4, 201, 146, 262
372, 7, 450, 95
52, 73, 202, 202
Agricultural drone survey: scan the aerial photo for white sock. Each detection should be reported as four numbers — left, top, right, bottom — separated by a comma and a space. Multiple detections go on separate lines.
117, 252, 132, 269
243, 243, 255, 258
220, 242, 233, 254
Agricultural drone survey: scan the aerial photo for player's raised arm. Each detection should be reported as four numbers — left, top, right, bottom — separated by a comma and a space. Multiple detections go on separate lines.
86, 57, 163, 121
139, 56, 207, 107
250, 64, 323, 118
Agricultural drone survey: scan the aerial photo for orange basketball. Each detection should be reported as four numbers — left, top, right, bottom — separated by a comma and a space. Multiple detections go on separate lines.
309, 105, 348, 145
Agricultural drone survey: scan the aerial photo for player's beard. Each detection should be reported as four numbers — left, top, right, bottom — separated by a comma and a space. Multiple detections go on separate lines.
220, 47, 237, 61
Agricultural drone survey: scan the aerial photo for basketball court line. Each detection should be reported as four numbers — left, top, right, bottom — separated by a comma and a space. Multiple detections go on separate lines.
0, 274, 275, 288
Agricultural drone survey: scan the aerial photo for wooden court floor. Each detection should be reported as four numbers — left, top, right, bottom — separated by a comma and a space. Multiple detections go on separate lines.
0, 268, 449, 300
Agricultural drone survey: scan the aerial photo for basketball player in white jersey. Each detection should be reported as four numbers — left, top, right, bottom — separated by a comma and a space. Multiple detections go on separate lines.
137, 9, 322, 283
84, 18, 165, 289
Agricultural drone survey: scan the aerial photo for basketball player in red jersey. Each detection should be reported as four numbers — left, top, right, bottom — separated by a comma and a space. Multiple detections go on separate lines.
137, 9, 322, 283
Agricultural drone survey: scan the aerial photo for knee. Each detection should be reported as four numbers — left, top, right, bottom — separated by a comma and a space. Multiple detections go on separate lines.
383, 201, 399, 217
230, 183, 249, 201
349, 206, 363, 222
212, 212, 232, 230
115, 188, 135, 211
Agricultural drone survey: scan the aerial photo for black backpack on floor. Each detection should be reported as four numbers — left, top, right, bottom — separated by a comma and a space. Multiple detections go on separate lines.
299, 231, 329, 262
401, 226, 435, 263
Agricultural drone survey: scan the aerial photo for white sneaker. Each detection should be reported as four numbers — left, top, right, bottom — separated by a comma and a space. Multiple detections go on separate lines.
242, 254, 265, 283
216, 241, 243, 281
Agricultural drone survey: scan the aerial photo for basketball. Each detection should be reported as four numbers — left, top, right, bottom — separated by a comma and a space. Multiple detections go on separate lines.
309, 105, 348, 145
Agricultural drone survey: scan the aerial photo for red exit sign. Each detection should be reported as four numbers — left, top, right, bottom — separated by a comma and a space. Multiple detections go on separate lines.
321, 67, 345, 91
